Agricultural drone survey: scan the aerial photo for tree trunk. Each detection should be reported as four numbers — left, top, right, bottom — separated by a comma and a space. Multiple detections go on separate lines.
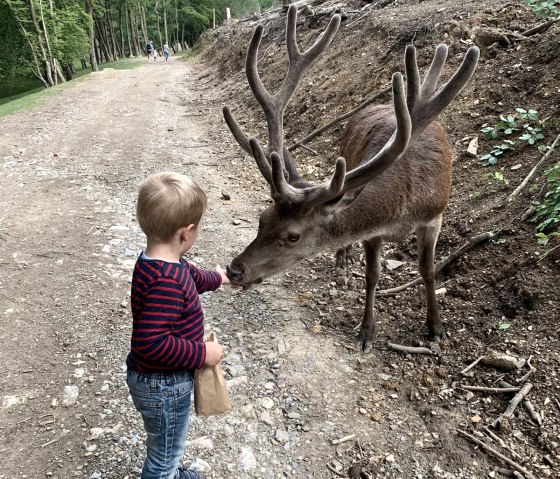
86, 0, 98, 71
140, 5, 148, 43
28, 0, 55, 86
54, 58, 66, 83
163, 0, 169, 44
38, 0, 58, 84
127, 3, 139, 56
95, 17, 112, 62
174, 0, 179, 51
106, 0, 119, 59
124, 7, 132, 57
154, 0, 163, 49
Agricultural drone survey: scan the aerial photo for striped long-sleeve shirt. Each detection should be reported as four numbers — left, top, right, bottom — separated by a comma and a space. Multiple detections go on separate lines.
126, 254, 222, 372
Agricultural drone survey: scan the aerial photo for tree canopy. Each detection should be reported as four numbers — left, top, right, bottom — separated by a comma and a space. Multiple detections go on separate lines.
0, 0, 277, 88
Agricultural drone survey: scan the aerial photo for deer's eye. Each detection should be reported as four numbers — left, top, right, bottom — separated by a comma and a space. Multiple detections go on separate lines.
287, 233, 300, 243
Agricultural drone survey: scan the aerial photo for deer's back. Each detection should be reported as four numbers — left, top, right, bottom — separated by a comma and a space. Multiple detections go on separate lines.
340, 104, 452, 223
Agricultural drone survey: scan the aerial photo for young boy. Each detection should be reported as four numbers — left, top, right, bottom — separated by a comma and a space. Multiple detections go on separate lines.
126, 172, 229, 479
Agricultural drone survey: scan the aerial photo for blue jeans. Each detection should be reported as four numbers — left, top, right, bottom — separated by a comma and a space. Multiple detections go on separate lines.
127, 369, 199, 479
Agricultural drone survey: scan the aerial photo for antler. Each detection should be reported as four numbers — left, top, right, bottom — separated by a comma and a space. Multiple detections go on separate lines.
223, 5, 341, 193
224, 4, 479, 207
270, 43, 480, 206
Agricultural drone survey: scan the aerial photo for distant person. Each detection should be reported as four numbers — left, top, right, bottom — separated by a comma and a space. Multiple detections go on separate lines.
153, 49, 158, 61
127, 172, 230, 479
145, 40, 153, 62
163, 42, 170, 61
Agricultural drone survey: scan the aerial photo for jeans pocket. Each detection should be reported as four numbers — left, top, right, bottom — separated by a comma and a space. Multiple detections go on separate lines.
131, 396, 163, 434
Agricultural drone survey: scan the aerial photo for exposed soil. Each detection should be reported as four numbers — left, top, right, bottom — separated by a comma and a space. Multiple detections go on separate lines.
1, 1, 559, 478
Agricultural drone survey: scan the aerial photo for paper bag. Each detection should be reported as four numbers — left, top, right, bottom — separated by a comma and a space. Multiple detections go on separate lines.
194, 332, 232, 417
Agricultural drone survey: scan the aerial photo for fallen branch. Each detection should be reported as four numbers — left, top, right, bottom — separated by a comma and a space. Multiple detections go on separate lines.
378, 231, 494, 295
462, 385, 521, 394
288, 85, 391, 152
522, 17, 560, 37
499, 381, 542, 426
461, 356, 485, 375
326, 462, 346, 477
516, 355, 535, 384
498, 469, 526, 479
522, 399, 543, 426
331, 433, 356, 445
483, 426, 523, 460
492, 383, 533, 428
457, 429, 536, 479
387, 342, 435, 355
508, 132, 560, 202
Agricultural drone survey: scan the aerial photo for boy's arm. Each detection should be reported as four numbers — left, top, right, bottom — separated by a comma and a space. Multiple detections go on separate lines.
131, 277, 206, 370
186, 262, 222, 293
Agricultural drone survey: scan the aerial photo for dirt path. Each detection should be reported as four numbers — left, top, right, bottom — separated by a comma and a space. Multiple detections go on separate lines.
1, 56, 510, 479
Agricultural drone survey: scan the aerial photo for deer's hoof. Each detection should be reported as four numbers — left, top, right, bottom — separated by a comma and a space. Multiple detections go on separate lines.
357, 330, 374, 353
428, 330, 445, 343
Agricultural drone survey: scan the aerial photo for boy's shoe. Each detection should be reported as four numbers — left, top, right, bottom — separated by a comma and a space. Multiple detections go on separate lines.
179, 468, 205, 479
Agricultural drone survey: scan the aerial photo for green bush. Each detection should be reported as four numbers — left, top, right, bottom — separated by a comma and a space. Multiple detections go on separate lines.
479, 109, 546, 166
524, 0, 560, 17
533, 160, 560, 243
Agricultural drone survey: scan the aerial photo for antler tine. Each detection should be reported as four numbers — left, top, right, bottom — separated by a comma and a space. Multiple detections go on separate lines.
305, 158, 347, 207
270, 152, 303, 202
405, 43, 480, 139
281, 6, 341, 99
249, 138, 274, 187
430, 46, 480, 117
339, 71, 411, 192
420, 44, 448, 98
223, 106, 252, 155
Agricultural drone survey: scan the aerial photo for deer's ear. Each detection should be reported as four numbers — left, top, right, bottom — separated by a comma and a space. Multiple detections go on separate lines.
312, 194, 344, 217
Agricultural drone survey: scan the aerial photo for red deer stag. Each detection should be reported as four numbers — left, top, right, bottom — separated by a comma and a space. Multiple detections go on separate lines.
224, 5, 479, 352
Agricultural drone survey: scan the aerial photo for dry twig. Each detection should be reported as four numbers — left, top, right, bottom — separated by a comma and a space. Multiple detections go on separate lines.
457, 429, 536, 479
483, 426, 523, 460
492, 383, 533, 428
522, 17, 560, 37
462, 385, 521, 394
461, 356, 485, 375
499, 381, 542, 426
326, 462, 346, 477
516, 356, 535, 384
332, 434, 356, 445
508, 132, 560, 202
387, 342, 435, 355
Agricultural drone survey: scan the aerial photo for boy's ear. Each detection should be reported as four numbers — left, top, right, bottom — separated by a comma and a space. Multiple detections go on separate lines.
180, 224, 197, 241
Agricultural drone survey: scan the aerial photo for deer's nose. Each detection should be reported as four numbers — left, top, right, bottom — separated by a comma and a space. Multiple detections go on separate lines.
226, 263, 245, 283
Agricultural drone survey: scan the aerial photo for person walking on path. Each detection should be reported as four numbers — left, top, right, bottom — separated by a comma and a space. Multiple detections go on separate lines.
163, 42, 170, 62
145, 41, 153, 62
126, 172, 231, 479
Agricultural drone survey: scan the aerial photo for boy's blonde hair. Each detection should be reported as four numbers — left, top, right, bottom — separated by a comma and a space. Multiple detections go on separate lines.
137, 172, 207, 241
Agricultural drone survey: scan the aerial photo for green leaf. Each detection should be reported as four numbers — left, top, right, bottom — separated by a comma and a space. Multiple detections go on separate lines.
499, 322, 511, 330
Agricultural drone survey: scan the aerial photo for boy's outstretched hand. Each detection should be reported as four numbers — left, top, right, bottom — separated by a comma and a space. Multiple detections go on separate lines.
204, 341, 224, 367
215, 265, 230, 284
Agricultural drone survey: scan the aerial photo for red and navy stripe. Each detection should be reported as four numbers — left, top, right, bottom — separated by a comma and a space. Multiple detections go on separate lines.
126, 256, 222, 372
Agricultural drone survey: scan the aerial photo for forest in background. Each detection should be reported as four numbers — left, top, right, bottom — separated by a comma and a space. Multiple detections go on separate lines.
0, 0, 275, 91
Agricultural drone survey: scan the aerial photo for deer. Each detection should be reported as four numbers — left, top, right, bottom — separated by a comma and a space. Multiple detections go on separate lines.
223, 5, 479, 352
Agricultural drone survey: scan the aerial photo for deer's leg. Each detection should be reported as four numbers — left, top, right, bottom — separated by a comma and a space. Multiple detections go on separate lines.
335, 244, 356, 270
357, 237, 382, 353
416, 217, 443, 341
